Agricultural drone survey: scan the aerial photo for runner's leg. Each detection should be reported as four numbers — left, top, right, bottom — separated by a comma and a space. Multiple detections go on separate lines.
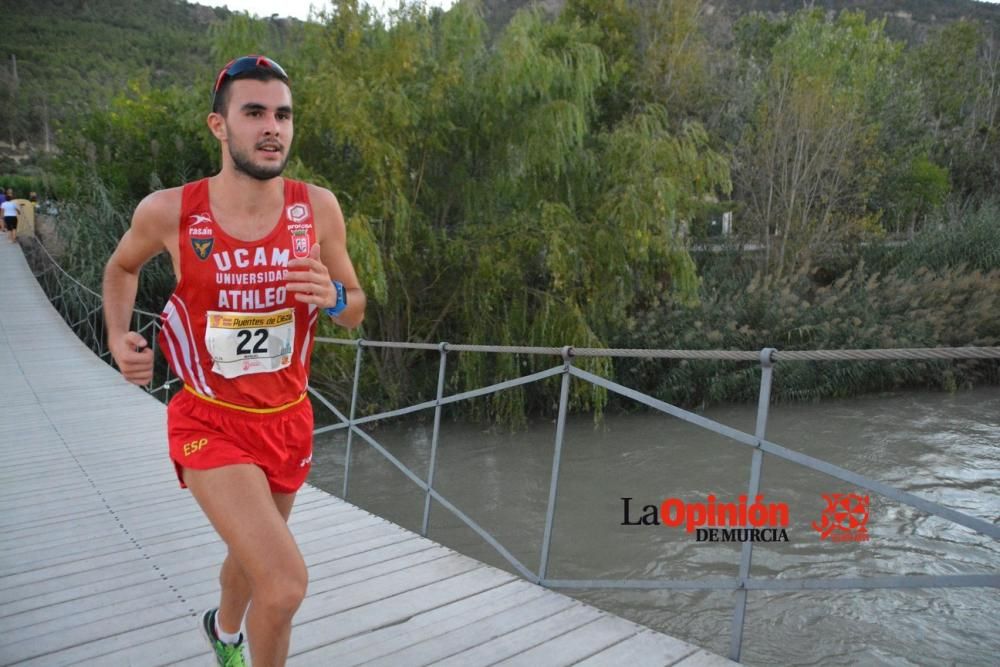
185, 464, 307, 667
216, 491, 298, 637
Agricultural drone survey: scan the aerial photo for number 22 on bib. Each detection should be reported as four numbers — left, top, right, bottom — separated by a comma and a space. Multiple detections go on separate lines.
204, 309, 295, 378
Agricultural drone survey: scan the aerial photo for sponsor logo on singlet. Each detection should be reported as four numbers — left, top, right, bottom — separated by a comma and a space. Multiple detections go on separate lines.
211, 247, 291, 310
192, 237, 215, 260
286, 203, 310, 223
293, 231, 309, 257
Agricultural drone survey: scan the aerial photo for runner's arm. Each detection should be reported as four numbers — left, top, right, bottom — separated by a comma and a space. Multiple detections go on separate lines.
103, 191, 176, 384
286, 185, 366, 329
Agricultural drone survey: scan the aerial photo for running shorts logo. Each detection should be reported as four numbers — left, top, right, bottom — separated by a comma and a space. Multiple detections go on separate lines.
183, 438, 209, 456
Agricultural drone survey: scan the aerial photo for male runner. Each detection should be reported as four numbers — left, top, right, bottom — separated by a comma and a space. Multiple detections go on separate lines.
103, 55, 365, 667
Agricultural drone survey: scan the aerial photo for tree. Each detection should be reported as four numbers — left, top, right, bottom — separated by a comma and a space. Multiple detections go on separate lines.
734, 10, 900, 276
56, 81, 213, 202
636, 0, 716, 122
879, 155, 949, 237
284, 1, 729, 420
47, 0, 731, 422
910, 20, 1000, 201
0, 55, 20, 146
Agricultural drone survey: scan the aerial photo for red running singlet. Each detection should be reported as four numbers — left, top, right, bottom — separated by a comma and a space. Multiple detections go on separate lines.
158, 178, 321, 410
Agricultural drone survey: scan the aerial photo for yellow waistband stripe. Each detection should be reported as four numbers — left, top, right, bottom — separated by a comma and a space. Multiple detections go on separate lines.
183, 385, 307, 414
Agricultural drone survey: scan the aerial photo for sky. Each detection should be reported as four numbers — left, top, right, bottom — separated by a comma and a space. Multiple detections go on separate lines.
196, 0, 459, 21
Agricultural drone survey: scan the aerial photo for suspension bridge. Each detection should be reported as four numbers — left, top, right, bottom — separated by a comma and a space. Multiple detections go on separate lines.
0, 241, 734, 665
3, 235, 998, 665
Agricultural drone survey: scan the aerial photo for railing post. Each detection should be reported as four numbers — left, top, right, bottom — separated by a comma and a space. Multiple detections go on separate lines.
421, 342, 449, 537
539, 346, 574, 584
729, 347, 777, 662
342, 339, 365, 500
149, 316, 159, 395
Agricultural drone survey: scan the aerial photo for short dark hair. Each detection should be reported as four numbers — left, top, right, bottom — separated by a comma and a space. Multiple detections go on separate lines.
211, 55, 290, 115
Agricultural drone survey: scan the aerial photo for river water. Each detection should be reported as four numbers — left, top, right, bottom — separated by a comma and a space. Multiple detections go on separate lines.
307, 386, 1000, 666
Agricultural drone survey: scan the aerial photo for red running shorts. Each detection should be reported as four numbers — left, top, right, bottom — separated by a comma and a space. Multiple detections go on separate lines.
167, 386, 314, 494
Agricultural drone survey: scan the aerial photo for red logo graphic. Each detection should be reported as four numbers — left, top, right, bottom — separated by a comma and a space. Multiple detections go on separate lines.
813, 493, 870, 542
294, 234, 309, 257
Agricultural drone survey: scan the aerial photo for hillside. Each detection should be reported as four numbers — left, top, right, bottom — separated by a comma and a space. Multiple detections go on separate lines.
480, 0, 1000, 38
707, 0, 1000, 42
0, 0, 225, 169
2, 0, 999, 173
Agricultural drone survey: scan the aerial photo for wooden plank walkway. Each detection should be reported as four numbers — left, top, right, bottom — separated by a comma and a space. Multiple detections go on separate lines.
0, 240, 736, 666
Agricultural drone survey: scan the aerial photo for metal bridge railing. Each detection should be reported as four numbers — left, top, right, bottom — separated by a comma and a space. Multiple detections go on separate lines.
311, 337, 1000, 662
24, 237, 179, 402
23, 237, 999, 662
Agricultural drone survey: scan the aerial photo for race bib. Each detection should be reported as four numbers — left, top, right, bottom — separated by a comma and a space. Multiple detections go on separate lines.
204, 309, 295, 378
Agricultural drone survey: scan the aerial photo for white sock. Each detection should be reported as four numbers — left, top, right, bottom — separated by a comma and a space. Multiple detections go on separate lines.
215, 614, 242, 645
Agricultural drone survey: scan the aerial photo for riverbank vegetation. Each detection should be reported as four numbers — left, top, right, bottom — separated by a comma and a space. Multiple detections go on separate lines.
618, 205, 1000, 409
17, 0, 1000, 421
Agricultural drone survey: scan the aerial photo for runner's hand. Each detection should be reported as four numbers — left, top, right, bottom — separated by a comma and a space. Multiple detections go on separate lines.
112, 331, 154, 386
285, 243, 335, 309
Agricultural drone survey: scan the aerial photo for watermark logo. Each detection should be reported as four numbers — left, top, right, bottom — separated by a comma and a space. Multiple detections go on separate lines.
621, 495, 790, 542
812, 493, 870, 542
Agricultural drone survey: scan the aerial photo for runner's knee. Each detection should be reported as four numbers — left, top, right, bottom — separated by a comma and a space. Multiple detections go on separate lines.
254, 566, 307, 617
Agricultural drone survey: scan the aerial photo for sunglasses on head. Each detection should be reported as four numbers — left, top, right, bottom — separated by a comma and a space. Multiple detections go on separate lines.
212, 55, 289, 106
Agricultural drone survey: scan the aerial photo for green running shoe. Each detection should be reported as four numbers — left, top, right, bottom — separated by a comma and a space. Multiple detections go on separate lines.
201, 608, 247, 667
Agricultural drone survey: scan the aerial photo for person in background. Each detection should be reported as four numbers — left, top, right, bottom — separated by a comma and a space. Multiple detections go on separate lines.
2, 190, 21, 243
